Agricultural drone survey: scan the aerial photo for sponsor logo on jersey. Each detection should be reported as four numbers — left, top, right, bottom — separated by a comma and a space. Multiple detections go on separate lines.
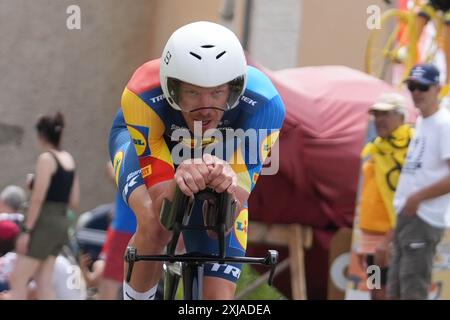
113, 150, 124, 186
127, 125, 149, 156
149, 93, 165, 104
141, 164, 152, 178
210, 263, 241, 279
123, 169, 141, 201
231, 208, 248, 251
241, 95, 258, 106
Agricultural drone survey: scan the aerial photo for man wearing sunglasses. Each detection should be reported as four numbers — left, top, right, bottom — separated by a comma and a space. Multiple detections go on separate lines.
387, 63, 450, 299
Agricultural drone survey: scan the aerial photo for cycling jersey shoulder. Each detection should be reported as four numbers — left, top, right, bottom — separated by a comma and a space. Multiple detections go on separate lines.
122, 58, 182, 131
126, 59, 160, 95
227, 66, 282, 121
120, 59, 175, 190
244, 66, 280, 102
121, 59, 166, 140
228, 65, 284, 128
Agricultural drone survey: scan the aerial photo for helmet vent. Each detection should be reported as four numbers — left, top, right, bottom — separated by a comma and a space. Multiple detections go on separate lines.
216, 51, 226, 59
189, 52, 202, 60
201, 45, 215, 48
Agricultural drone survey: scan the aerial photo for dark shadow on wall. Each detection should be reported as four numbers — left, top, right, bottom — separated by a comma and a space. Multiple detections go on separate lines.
0, 122, 23, 146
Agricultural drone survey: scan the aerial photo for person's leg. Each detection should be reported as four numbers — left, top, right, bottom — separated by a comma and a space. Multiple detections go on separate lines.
416, 13, 429, 42
386, 244, 401, 299
386, 216, 405, 300
34, 255, 57, 300
399, 242, 433, 299
97, 278, 121, 300
9, 254, 41, 299
109, 118, 172, 300
370, 265, 389, 300
183, 203, 247, 300
398, 216, 443, 300
99, 229, 133, 300
371, 243, 390, 300
123, 223, 170, 300
203, 276, 236, 300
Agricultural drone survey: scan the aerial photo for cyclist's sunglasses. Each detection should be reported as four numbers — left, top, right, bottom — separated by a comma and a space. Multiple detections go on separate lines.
407, 82, 430, 92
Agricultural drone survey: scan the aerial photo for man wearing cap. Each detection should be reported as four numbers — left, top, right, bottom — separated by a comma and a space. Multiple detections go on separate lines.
387, 63, 450, 299
358, 92, 413, 300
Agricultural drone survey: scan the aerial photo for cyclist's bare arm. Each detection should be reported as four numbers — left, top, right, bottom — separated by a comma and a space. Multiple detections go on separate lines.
127, 180, 177, 229
124, 182, 173, 294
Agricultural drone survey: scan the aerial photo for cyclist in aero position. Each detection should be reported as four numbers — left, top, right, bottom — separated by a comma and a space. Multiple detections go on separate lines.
109, 21, 285, 300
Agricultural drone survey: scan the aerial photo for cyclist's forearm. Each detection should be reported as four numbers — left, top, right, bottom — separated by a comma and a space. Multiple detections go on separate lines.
234, 186, 249, 215
149, 179, 177, 213
128, 179, 182, 229
127, 185, 154, 225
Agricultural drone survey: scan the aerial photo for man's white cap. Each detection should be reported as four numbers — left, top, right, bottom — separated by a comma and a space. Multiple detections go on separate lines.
370, 92, 408, 118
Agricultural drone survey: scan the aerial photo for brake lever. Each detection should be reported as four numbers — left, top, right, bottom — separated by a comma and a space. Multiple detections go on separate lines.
266, 250, 278, 286
125, 246, 137, 283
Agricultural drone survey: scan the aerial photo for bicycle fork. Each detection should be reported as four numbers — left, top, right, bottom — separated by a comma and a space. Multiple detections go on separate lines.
183, 263, 204, 300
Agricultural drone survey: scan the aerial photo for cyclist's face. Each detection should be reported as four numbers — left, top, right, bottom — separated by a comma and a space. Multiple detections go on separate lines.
178, 82, 230, 133
370, 110, 404, 139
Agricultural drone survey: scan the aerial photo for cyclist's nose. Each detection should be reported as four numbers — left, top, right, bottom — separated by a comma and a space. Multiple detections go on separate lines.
195, 106, 213, 117
199, 92, 214, 109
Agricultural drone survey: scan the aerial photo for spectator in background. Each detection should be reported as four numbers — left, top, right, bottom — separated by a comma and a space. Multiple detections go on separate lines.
357, 93, 413, 300
9, 112, 80, 299
0, 185, 27, 224
96, 161, 137, 300
0, 220, 20, 298
0, 220, 20, 258
75, 201, 114, 298
75, 160, 135, 300
388, 64, 450, 299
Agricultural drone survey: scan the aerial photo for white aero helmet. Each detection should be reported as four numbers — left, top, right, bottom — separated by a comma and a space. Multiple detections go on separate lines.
160, 21, 247, 111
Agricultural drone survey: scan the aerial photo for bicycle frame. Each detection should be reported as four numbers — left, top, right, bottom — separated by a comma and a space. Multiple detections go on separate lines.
124, 186, 279, 300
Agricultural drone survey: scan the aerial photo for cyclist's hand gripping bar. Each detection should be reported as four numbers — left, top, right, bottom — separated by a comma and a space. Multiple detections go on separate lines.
160, 186, 236, 258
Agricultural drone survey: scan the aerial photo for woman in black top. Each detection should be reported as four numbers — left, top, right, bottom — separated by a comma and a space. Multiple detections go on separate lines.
10, 112, 80, 299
